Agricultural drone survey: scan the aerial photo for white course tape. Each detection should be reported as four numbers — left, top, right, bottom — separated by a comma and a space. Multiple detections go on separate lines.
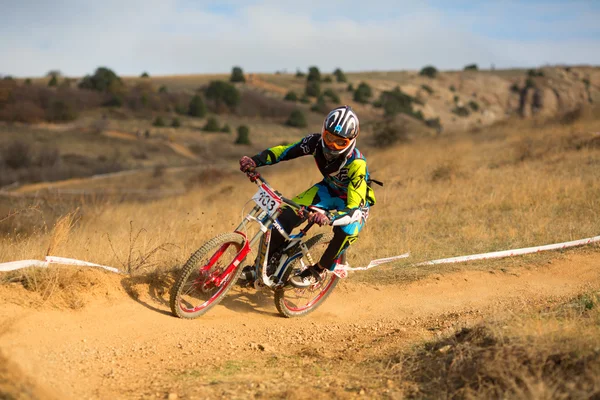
333, 253, 410, 278
0, 260, 49, 272
416, 234, 600, 266
340, 253, 411, 271
45, 256, 122, 274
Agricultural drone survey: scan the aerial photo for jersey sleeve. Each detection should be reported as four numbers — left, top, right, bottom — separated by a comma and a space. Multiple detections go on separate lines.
251, 133, 320, 167
330, 159, 369, 222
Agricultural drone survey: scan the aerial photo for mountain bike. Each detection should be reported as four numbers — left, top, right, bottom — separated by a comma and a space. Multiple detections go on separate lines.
169, 171, 408, 319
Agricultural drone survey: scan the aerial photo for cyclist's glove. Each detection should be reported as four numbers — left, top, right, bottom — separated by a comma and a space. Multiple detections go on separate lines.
308, 212, 331, 226
239, 156, 257, 172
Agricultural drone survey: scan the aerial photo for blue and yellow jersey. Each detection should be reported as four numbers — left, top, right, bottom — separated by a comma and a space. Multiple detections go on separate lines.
251, 133, 376, 222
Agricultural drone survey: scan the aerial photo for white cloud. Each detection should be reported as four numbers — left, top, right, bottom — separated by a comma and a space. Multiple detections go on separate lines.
0, 0, 598, 77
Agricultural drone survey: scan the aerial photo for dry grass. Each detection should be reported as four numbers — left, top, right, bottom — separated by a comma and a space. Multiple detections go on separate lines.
379, 291, 600, 399
0, 109, 599, 289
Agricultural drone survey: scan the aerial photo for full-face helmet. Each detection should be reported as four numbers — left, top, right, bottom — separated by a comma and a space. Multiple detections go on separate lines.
321, 105, 359, 161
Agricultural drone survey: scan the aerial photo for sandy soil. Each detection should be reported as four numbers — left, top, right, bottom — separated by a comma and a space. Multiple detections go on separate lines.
0, 252, 599, 399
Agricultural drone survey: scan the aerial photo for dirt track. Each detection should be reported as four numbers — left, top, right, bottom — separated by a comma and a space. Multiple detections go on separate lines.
1, 251, 599, 399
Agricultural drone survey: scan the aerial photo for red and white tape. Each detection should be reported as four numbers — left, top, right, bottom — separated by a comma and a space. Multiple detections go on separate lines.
415, 235, 600, 266
0, 234, 598, 275
0, 260, 49, 272
45, 256, 121, 274
0, 256, 122, 274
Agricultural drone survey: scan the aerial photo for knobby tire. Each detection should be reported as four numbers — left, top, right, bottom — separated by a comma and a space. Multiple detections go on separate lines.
169, 232, 246, 319
274, 233, 338, 318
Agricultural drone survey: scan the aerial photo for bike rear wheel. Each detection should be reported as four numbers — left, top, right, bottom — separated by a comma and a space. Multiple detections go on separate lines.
274, 233, 338, 318
170, 232, 246, 319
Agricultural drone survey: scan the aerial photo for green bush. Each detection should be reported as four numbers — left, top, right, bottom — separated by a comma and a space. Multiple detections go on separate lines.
171, 118, 181, 128
230, 66, 246, 83
284, 91, 298, 102
425, 117, 442, 132
295, 69, 306, 78
453, 95, 459, 103
449, 85, 456, 92
525, 78, 536, 89
323, 88, 340, 103
347, 83, 354, 92
158, 85, 168, 93
153, 116, 166, 127
46, 100, 78, 122
235, 125, 251, 145
305, 80, 321, 97
203, 116, 221, 132
452, 106, 470, 117
527, 69, 544, 77
307, 66, 321, 82
323, 76, 333, 83
510, 83, 520, 93
311, 96, 328, 113
372, 119, 409, 147
24, 78, 32, 86
188, 95, 207, 117
286, 109, 307, 127
333, 68, 347, 83
419, 65, 438, 78
375, 86, 418, 119
221, 124, 231, 133
140, 72, 150, 78
468, 100, 480, 112
78, 67, 123, 92
353, 82, 372, 103
583, 78, 591, 88
103, 95, 123, 107
464, 64, 478, 71
2, 141, 32, 169
421, 84, 434, 94
48, 75, 58, 87
299, 95, 311, 104
205, 80, 240, 109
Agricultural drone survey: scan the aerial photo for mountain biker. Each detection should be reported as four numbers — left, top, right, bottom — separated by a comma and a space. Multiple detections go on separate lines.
239, 105, 377, 288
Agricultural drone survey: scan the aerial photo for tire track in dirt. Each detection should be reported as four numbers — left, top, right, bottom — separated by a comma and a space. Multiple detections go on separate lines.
0, 251, 599, 399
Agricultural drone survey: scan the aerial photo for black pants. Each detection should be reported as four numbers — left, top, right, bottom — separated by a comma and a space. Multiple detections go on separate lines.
268, 207, 357, 271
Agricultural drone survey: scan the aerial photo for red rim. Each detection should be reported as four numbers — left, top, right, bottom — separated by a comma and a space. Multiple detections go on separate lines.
178, 242, 242, 314
283, 275, 337, 312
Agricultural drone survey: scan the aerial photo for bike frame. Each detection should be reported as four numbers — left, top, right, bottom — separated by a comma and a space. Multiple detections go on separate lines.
206, 173, 319, 290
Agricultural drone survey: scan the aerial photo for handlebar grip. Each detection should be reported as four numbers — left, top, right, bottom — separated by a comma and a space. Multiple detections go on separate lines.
281, 197, 302, 209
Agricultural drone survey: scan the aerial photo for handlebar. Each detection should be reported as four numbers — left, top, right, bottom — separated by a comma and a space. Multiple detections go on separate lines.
245, 170, 332, 221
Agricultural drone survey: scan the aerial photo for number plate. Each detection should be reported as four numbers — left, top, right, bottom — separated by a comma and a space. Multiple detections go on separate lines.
252, 184, 282, 216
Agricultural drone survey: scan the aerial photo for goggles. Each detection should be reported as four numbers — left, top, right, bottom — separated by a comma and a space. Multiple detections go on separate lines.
322, 130, 351, 151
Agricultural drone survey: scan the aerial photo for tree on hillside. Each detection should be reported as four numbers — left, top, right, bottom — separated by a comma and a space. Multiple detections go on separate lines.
464, 64, 478, 71
188, 95, 207, 117
286, 109, 307, 127
419, 65, 438, 79
78, 67, 123, 92
307, 66, 321, 82
235, 125, 251, 145
203, 116, 221, 132
140, 71, 150, 78
230, 66, 246, 83
48, 75, 58, 87
46, 70, 62, 78
284, 91, 298, 102
353, 82, 372, 104
305, 80, 321, 98
333, 68, 347, 83
205, 80, 240, 111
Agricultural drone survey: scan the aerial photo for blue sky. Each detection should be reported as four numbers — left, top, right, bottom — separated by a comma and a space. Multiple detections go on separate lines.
1, 0, 599, 77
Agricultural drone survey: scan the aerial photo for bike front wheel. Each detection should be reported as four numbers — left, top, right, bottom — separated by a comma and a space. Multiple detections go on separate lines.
170, 232, 246, 319
274, 233, 338, 318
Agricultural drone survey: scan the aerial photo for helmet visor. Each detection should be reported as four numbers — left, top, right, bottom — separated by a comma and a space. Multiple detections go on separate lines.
322, 130, 351, 151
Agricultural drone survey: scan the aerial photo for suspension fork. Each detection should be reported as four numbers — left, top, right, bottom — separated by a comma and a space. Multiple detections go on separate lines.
211, 206, 280, 287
